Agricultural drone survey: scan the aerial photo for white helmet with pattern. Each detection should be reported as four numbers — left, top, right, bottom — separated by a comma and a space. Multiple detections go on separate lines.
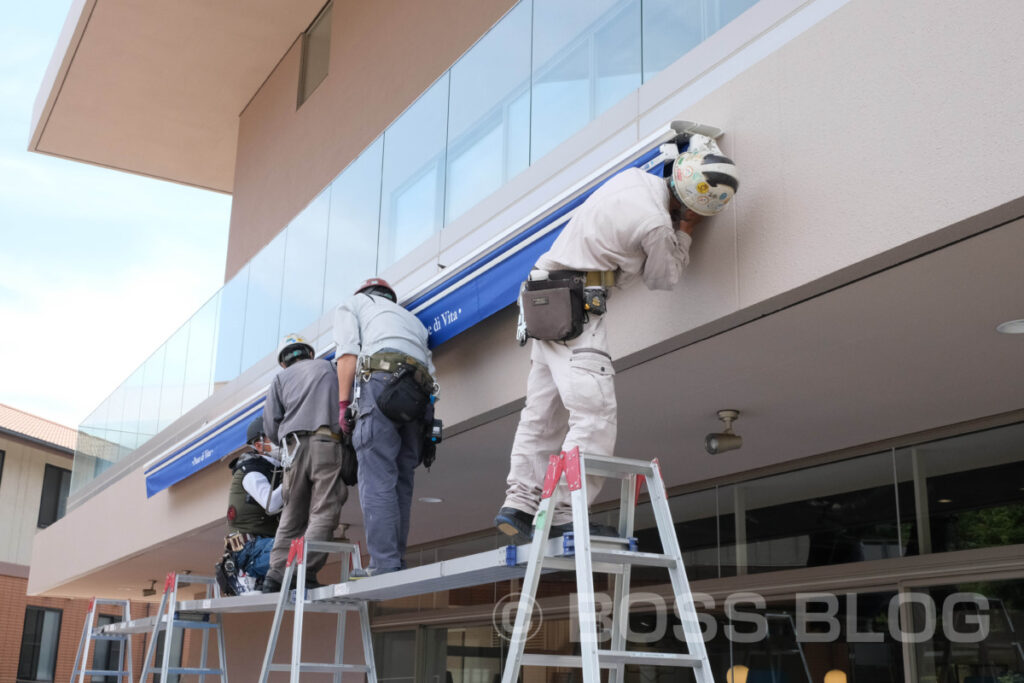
669, 135, 740, 217
277, 333, 314, 367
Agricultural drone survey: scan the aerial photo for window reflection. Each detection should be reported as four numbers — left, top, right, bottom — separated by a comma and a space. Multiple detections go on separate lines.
445, 0, 531, 224
531, 0, 641, 161
240, 231, 286, 370
279, 191, 329, 335
213, 266, 249, 387
379, 75, 449, 270
323, 138, 383, 313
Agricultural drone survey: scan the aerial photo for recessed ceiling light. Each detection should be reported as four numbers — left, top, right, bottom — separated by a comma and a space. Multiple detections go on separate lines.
418, 497, 443, 504
996, 319, 1024, 334
937, 498, 953, 504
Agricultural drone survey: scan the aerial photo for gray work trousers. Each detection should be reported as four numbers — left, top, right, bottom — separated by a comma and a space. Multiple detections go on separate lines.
354, 374, 424, 572
267, 433, 347, 582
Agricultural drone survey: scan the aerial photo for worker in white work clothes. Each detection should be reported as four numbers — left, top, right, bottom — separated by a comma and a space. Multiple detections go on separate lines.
334, 278, 437, 576
215, 416, 283, 595
261, 334, 348, 592
494, 135, 740, 542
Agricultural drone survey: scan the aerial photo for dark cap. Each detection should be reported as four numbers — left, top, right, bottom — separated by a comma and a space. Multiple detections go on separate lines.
246, 416, 265, 445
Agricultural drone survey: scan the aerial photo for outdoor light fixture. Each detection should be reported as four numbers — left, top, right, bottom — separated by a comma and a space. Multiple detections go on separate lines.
824, 670, 848, 683
142, 579, 157, 597
996, 318, 1024, 334
705, 409, 742, 454
725, 664, 749, 683
418, 497, 444, 504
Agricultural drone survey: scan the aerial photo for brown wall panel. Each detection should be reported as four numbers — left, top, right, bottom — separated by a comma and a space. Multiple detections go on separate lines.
226, 0, 516, 280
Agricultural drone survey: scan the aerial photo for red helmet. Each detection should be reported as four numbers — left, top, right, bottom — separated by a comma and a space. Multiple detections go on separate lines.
355, 277, 396, 302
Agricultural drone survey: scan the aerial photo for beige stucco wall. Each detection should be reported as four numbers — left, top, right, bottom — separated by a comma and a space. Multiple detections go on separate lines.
0, 435, 73, 567
225, 0, 516, 281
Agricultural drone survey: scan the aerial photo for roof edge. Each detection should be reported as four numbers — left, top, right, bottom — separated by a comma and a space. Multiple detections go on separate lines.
28, 0, 96, 153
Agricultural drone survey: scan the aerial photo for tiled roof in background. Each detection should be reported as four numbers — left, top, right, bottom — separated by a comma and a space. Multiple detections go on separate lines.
0, 403, 77, 451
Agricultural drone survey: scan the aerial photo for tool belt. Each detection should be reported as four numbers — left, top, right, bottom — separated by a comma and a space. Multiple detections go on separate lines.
362, 352, 436, 424
519, 269, 615, 343
225, 531, 257, 553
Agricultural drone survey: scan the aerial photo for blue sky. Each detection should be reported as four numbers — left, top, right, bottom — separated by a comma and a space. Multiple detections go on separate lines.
0, 2, 231, 428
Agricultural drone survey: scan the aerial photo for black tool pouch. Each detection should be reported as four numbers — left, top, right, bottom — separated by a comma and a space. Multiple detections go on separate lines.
521, 275, 586, 342
340, 432, 359, 486
419, 402, 438, 469
376, 365, 431, 423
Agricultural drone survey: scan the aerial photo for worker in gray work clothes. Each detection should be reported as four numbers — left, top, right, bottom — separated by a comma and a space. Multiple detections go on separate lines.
261, 333, 347, 593
215, 416, 283, 595
494, 135, 740, 542
334, 278, 437, 576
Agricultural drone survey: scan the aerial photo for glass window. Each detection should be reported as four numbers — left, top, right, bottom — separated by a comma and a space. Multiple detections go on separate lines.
907, 579, 1024, 682
214, 265, 249, 387
181, 293, 219, 415
445, 0, 531, 224
378, 74, 449, 270
241, 230, 287, 371
17, 606, 62, 681
137, 343, 166, 442
279, 190, 329, 335
373, 630, 417, 682
298, 3, 332, 106
728, 451, 904, 576
38, 464, 72, 528
531, 0, 641, 161
896, 421, 1024, 556
158, 321, 190, 432
323, 137, 383, 313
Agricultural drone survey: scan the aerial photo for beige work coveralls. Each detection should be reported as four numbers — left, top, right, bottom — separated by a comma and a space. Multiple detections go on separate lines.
503, 168, 692, 524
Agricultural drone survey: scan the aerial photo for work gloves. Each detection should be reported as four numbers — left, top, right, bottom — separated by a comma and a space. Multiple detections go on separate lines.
339, 400, 352, 435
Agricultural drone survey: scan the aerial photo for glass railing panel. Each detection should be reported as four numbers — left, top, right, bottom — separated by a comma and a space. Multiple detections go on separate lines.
137, 343, 166, 446
641, 0, 706, 80
530, 0, 641, 161
279, 189, 329, 335
157, 319, 189, 432
323, 137, 383, 314
241, 230, 287, 370
213, 264, 250, 388
378, 73, 450, 271
445, 0, 531, 224
119, 364, 145, 451
181, 292, 220, 415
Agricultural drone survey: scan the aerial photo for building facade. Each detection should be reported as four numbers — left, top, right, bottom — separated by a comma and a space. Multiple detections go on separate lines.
27, 1, 1024, 681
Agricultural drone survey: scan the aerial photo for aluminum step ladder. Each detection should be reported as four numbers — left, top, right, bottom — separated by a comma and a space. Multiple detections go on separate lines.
141, 573, 228, 681
71, 598, 134, 682
500, 446, 714, 683
258, 537, 376, 683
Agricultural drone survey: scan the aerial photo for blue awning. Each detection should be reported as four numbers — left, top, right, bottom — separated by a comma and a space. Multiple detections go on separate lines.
409, 145, 666, 346
143, 398, 263, 497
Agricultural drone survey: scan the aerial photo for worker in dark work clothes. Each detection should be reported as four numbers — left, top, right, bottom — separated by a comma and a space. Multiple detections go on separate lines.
261, 333, 348, 593
216, 416, 283, 595
334, 278, 436, 576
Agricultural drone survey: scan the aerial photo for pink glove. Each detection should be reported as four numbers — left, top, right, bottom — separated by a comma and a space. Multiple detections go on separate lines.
339, 400, 352, 435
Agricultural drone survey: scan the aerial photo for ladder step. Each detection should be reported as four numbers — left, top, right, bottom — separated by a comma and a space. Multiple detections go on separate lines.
172, 619, 220, 629
588, 549, 676, 568
269, 663, 371, 673
580, 454, 656, 478
90, 633, 131, 641
75, 670, 130, 677
522, 650, 703, 668
165, 667, 225, 675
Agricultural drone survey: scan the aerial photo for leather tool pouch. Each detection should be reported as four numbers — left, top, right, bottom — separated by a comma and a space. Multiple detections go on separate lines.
376, 365, 431, 424
521, 275, 585, 341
